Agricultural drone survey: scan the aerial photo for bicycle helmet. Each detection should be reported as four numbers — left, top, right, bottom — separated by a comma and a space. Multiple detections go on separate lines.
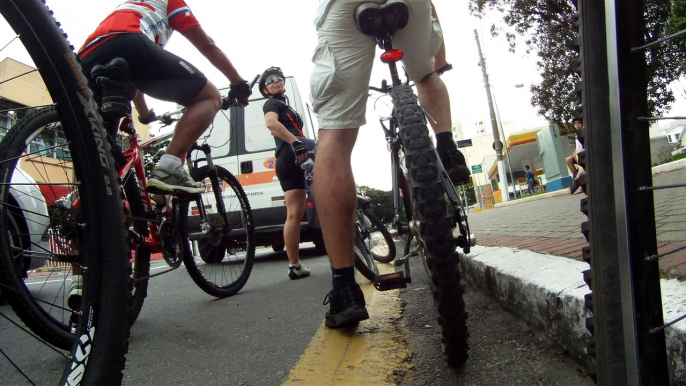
259, 66, 285, 98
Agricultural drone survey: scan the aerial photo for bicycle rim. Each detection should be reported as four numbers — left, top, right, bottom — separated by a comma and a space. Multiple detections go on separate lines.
182, 165, 255, 297
359, 208, 396, 264
354, 233, 378, 281
0, 2, 131, 384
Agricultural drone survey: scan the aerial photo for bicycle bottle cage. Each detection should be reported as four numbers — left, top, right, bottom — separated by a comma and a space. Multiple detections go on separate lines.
90, 58, 137, 127
354, 0, 409, 42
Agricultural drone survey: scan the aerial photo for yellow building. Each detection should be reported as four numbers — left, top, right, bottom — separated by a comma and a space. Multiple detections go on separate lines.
0, 57, 151, 203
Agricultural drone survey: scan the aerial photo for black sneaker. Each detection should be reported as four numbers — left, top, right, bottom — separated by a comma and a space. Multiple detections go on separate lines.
323, 283, 369, 328
438, 147, 471, 185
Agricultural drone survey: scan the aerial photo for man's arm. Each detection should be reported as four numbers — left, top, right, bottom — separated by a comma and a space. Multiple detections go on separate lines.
133, 91, 151, 119
181, 25, 245, 86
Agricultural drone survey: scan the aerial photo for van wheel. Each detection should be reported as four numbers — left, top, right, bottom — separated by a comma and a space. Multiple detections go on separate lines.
272, 244, 285, 253
313, 232, 327, 255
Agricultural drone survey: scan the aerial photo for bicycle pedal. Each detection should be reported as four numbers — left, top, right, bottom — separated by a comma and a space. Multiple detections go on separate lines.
374, 271, 407, 291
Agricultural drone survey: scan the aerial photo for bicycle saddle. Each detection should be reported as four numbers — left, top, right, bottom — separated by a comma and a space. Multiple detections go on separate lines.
354, 0, 409, 38
90, 58, 136, 126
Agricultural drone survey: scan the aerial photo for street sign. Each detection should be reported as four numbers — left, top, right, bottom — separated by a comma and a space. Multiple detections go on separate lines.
471, 164, 482, 173
456, 139, 473, 148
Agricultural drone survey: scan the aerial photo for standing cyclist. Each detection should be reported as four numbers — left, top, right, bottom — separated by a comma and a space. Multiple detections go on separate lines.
78, 0, 251, 195
310, 0, 470, 328
260, 67, 313, 280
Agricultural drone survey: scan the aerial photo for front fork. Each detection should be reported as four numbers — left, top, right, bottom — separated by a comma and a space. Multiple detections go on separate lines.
186, 144, 231, 233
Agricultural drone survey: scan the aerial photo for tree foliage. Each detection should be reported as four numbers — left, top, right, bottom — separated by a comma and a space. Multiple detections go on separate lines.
469, 0, 684, 124
358, 183, 477, 228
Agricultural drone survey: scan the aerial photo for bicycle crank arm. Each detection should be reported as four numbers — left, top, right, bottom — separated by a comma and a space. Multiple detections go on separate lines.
394, 250, 418, 267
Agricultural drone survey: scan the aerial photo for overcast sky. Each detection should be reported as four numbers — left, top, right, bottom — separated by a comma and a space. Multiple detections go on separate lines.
0, 0, 602, 190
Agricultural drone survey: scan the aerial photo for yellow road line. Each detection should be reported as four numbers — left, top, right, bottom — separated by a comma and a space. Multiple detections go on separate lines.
283, 264, 411, 386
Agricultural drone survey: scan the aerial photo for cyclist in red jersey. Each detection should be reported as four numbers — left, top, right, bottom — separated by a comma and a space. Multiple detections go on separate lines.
78, 0, 251, 195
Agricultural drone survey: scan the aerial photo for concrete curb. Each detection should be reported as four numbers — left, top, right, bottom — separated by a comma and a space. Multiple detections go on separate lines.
459, 245, 686, 384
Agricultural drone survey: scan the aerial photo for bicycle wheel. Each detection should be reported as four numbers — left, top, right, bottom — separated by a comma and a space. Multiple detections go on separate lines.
353, 232, 378, 281
181, 165, 255, 297
357, 208, 396, 263
0, 1, 131, 384
108, 134, 151, 325
392, 84, 469, 367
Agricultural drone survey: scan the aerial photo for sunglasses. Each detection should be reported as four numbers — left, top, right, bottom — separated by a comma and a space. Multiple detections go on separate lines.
265, 76, 284, 86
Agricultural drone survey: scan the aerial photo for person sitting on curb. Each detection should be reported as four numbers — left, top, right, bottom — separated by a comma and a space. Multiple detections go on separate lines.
567, 117, 585, 194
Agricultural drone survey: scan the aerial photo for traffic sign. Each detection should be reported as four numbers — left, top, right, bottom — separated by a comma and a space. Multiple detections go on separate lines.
456, 139, 473, 148
471, 164, 482, 173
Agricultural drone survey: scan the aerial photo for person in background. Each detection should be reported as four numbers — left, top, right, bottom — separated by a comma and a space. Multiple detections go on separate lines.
566, 117, 585, 194
525, 165, 535, 194
260, 67, 313, 280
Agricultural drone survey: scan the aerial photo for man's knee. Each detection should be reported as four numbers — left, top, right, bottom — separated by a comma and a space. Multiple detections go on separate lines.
193, 81, 221, 110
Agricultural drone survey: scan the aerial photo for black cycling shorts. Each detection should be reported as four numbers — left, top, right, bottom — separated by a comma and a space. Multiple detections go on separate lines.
80, 33, 208, 107
276, 144, 307, 192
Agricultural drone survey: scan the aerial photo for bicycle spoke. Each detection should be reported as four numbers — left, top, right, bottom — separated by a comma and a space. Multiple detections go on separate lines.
0, 311, 68, 358
0, 345, 37, 386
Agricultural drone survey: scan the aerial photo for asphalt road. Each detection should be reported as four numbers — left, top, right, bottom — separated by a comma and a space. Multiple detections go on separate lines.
1, 243, 593, 385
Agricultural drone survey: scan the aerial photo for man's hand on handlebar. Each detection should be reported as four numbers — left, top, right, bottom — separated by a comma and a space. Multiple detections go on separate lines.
138, 109, 157, 125
222, 80, 251, 109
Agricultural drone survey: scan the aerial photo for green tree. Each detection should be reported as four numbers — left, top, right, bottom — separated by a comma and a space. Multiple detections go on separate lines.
469, 0, 683, 124
358, 186, 397, 227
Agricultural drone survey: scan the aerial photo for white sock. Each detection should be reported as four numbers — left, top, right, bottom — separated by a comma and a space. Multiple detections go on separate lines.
289, 262, 301, 269
158, 154, 182, 170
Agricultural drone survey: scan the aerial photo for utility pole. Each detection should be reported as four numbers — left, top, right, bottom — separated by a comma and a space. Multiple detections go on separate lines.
474, 29, 509, 202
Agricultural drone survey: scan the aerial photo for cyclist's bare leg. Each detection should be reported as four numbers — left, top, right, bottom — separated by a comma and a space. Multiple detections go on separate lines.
416, 71, 451, 134
284, 189, 307, 265
164, 81, 221, 158
313, 128, 358, 269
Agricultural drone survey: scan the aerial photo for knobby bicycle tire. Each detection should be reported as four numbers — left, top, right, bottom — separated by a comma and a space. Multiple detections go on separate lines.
392, 84, 469, 367
360, 208, 396, 264
107, 134, 151, 326
181, 165, 255, 297
354, 232, 379, 281
0, 1, 131, 384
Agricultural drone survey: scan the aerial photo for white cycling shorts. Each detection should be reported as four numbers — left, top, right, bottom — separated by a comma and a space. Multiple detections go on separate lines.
310, 0, 443, 130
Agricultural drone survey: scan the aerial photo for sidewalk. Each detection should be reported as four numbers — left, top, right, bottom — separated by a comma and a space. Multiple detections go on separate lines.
461, 163, 686, 383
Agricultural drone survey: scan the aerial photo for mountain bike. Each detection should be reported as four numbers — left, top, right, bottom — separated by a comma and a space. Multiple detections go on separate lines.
6, 64, 258, 327
0, 1, 131, 384
353, 1, 475, 367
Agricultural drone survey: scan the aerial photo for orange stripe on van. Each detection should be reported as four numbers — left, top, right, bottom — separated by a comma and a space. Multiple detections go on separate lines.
238, 170, 277, 186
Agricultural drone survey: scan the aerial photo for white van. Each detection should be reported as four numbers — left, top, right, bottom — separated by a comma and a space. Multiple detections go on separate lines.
187, 76, 324, 254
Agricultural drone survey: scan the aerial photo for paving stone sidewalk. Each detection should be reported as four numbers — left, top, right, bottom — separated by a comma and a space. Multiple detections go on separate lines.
468, 167, 686, 279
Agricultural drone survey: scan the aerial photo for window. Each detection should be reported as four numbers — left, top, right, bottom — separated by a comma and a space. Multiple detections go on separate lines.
676, 133, 681, 141
199, 109, 232, 157
244, 99, 276, 153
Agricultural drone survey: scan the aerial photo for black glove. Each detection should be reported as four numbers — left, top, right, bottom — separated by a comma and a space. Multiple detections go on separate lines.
291, 140, 307, 156
138, 109, 156, 124
223, 80, 251, 110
